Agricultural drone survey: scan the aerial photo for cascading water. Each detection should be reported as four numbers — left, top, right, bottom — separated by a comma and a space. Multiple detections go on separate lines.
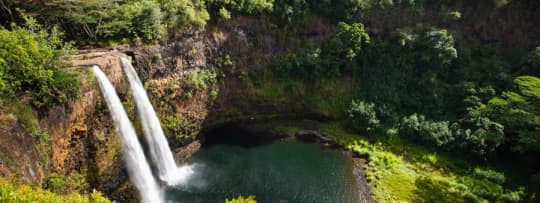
92, 66, 162, 203
121, 58, 193, 186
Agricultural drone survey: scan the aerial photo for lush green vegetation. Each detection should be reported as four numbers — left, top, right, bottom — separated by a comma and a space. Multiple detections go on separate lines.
162, 113, 201, 139
274, 22, 370, 80
0, 19, 78, 108
265, 120, 523, 202
221, 0, 540, 201
348, 100, 380, 134
1, 0, 209, 44
1, 0, 539, 202
0, 177, 111, 203
480, 76, 540, 153
224, 195, 257, 203
185, 68, 218, 98
43, 173, 89, 195
155, 68, 218, 139
207, 0, 273, 18
322, 123, 524, 202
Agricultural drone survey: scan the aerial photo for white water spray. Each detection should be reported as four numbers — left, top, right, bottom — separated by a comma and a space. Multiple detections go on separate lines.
92, 66, 162, 203
121, 58, 193, 186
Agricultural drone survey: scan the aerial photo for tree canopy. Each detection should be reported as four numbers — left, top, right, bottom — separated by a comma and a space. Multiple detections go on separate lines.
0, 19, 78, 107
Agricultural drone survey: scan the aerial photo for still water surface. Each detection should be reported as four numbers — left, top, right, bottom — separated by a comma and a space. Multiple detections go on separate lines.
166, 137, 358, 203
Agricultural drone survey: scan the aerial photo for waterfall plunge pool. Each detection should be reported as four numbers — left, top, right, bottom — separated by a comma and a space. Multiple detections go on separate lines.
165, 127, 360, 203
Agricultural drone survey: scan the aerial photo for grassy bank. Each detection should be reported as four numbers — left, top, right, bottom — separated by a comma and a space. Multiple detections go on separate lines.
261, 120, 525, 202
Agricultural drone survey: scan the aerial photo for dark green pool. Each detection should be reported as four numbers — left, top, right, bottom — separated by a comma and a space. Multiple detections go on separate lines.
165, 137, 359, 203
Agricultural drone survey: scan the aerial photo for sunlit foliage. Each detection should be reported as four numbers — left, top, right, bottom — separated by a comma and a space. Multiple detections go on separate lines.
0, 18, 78, 107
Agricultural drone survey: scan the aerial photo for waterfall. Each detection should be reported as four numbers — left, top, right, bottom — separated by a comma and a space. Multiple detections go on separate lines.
121, 58, 193, 186
92, 66, 162, 203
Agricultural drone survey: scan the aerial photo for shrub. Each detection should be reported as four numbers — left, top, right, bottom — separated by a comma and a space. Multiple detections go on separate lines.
207, 0, 273, 16
473, 168, 505, 184
524, 47, 540, 68
273, 0, 309, 25
186, 68, 217, 91
159, 0, 210, 28
89, 189, 112, 203
459, 175, 521, 202
0, 20, 78, 107
414, 176, 478, 203
400, 113, 504, 156
274, 40, 325, 80
348, 100, 380, 134
1, 177, 110, 203
225, 195, 257, 203
422, 28, 457, 65
98, 0, 165, 42
218, 7, 232, 21
274, 22, 370, 80
43, 172, 89, 195
43, 173, 67, 194
324, 22, 370, 66
400, 114, 453, 147
161, 113, 200, 139
482, 76, 540, 153
32, 0, 208, 43
453, 117, 504, 156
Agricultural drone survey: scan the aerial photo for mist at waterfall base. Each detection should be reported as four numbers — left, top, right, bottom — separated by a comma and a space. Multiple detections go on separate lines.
91, 66, 162, 203
166, 130, 359, 203
121, 58, 193, 186
95, 60, 356, 203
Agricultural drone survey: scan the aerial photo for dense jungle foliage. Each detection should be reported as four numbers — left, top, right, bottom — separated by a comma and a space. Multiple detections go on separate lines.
1, 0, 539, 202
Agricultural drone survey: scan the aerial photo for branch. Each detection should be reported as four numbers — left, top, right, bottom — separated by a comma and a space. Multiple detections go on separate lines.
0, 0, 14, 21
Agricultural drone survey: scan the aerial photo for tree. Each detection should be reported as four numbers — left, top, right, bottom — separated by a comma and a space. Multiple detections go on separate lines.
519, 47, 540, 76
0, 18, 78, 107
98, 0, 166, 42
326, 22, 370, 62
274, 40, 325, 80
39, 0, 115, 41
453, 117, 504, 156
394, 27, 457, 67
400, 114, 454, 147
19, 0, 208, 43
348, 100, 380, 134
206, 0, 273, 17
421, 28, 457, 66
273, 0, 309, 24
482, 76, 540, 153
159, 0, 209, 28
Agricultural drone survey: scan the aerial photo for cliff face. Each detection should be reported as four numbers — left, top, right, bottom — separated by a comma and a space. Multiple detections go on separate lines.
0, 51, 135, 199
0, 109, 43, 185
0, 37, 218, 199
0, 15, 336, 189
44, 52, 128, 174
45, 52, 135, 199
1, 3, 537, 199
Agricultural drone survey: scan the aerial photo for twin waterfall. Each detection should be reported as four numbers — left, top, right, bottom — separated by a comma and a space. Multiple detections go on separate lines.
91, 66, 162, 203
121, 58, 193, 186
92, 58, 193, 203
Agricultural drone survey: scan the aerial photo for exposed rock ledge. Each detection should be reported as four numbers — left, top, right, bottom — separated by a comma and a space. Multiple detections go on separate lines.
43, 51, 129, 174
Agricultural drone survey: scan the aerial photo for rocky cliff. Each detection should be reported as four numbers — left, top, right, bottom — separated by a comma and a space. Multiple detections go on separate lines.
0, 15, 340, 197
0, 51, 159, 199
2, 6, 536, 200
